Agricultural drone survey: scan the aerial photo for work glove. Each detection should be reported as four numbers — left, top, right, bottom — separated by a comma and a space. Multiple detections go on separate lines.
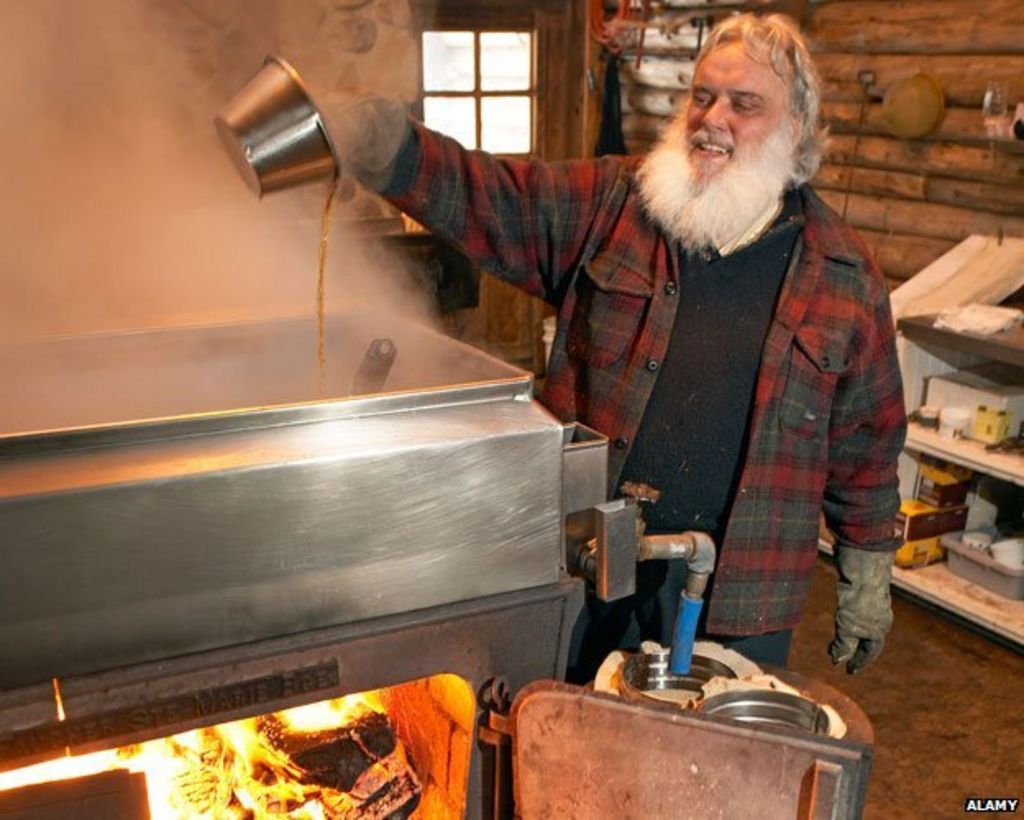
829, 546, 894, 674
319, 93, 410, 190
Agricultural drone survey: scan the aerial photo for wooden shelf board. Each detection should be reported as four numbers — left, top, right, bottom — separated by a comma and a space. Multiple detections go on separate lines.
818, 541, 1024, 649
891, 562, 1024, 648
905, 425, 1024, 486
898, 315, 1024, 369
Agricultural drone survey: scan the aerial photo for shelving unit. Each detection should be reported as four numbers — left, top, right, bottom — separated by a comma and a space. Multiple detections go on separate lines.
891, 563, 1024, 648
895, 315, 1024, 649
898, 315, 1024, 369
905, 426, 1024, 486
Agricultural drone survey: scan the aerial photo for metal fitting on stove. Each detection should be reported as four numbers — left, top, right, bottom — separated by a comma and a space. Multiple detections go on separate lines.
637, 531, 716, 598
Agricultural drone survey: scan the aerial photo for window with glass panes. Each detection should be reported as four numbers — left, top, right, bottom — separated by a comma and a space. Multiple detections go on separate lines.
421, 31, 534, 155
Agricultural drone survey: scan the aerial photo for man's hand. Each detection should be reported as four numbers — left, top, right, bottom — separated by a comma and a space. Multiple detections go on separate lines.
830, 546, 894, 674
320, 94, 409, 190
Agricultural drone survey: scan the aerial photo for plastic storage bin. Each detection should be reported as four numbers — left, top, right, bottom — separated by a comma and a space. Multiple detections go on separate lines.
941, 533, 1024, 600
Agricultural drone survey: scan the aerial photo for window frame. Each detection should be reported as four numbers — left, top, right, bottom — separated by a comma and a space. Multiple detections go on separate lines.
419, 28, 538, 157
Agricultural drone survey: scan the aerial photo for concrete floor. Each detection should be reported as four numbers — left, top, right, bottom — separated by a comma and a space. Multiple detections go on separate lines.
788, 557, 1024, 819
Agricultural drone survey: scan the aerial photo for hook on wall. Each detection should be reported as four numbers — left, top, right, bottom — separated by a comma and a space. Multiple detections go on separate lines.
689, 15, 714, 52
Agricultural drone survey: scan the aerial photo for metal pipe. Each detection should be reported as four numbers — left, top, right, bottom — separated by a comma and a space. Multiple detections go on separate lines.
636, 531, 716, 598
636, 531, 717, 676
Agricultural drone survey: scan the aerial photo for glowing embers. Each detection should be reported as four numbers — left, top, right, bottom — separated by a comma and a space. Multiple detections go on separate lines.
0, 677, 479, 819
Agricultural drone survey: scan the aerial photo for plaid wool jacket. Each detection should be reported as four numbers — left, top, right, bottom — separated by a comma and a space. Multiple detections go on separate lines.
384, 123, 907, 635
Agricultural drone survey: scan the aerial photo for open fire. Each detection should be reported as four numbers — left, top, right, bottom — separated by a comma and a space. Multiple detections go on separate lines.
0, 690, 427, 819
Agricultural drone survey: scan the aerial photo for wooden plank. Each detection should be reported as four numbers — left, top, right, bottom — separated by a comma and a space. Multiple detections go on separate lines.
852, 229, 957, 281
0, 770, 149, 820
906, 427, 1024, 487
889, 234, 1024, 319
891, 559, 1024, 647
923, 178, 1024, 217
807, 0, 1024, 54
815, 163, 926, 200
534, 4, 587, 161
820, 101, 1017, 145
900, 314, 1024, 370
814, 53, 1022, 108
819, 190, 1024, 243
826, 134, 1023, 186
815, 163, 1024, 215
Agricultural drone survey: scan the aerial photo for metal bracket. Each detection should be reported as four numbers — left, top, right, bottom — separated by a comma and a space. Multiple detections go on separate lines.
568, 499, 639, 601
593, 499, 639, 601
478, 677, 513, 742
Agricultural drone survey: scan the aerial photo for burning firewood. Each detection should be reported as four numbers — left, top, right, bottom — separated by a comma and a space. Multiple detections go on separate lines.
341, 750, 421, 819
0, 697, 421, 819
260, 708, 421, 818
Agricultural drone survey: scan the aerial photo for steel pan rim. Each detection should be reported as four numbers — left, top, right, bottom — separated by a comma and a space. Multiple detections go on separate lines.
697, 688, 832, 735
620, 649, 737, 703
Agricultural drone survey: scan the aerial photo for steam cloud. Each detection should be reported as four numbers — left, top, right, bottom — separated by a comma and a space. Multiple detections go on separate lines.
0, 0, 455, 432
0, 0, 430, 337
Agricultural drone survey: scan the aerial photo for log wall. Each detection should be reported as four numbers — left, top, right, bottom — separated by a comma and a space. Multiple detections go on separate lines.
612, 0, 1024, 287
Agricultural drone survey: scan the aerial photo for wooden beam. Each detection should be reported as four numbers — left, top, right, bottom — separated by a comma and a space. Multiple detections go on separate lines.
814, 53, 1022, 108
818, 190, 1024, 243
815, 163, 925, 200
534, 4, 587, 161
826, 134, 1023, 186
852, 229, 957, 282
820, 101, 1015, 144
807, 0, 1024, 54
0, 770, 149, 820
815, 163, 1024, 216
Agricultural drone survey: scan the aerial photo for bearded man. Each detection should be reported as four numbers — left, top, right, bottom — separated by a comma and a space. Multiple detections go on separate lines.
332, 13, 907, 678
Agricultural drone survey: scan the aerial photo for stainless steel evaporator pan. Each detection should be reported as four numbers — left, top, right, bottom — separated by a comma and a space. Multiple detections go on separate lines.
0, 314, 596, 690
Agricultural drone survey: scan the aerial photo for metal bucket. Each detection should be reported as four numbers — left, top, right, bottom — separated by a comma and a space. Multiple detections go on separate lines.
698, 689, 832, 736
214, 55, 337, 197
620, 649, 736, 705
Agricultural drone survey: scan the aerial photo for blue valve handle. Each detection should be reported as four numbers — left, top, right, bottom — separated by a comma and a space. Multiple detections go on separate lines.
669, 593, 704, 675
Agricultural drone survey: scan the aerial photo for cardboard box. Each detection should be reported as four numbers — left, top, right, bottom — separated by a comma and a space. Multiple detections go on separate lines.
925, 363, 1024, 441
916, 460, 972, 508
895, 536, 944, 568
897, 499, 969, 542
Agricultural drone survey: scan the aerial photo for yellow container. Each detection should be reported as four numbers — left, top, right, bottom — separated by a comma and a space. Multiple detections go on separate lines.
973, 405, 1011, 444
895, 535, 944, 568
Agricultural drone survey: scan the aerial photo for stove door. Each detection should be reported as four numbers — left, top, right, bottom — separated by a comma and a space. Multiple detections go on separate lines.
510, 682, 871, 820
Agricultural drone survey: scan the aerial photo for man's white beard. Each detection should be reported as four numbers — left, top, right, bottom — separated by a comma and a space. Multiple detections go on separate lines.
637, 117, 797, 251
